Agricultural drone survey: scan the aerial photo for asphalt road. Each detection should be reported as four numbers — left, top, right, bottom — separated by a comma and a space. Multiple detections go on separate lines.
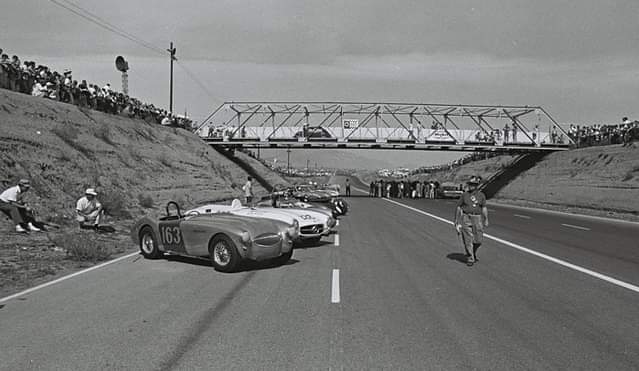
1, 179, 638, 370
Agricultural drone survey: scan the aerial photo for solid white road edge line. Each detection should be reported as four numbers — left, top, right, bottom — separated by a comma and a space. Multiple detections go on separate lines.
380, 197, 639, 294
0, 251, 140, 304
514, 214, 532, 219
334, 234, 340, 246
561, 223, 591, 231
331, 269, 341, 303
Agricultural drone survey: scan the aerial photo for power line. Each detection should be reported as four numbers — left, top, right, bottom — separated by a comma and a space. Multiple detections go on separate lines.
176, 61, 218, 100
47, 0, 220, 109
48, 0, 166, 56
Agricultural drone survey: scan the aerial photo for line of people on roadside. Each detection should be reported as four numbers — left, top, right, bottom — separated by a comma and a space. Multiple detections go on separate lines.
567, 117, 639, 148
0, 179, 105, 233
368, 179, 441, 199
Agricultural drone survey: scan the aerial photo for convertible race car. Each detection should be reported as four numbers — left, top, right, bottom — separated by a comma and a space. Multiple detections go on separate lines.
131, 202, 297, 272
187, 200, 336, 244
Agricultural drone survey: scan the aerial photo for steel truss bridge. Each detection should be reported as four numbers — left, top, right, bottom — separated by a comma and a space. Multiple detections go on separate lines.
197, 102, 573, 152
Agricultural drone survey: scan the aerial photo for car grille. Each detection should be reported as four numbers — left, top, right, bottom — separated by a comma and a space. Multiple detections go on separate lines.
253, 233, 282, 247
300, 224, 324, 235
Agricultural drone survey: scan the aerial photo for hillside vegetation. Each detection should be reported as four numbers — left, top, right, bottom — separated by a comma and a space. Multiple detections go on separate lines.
493, 144, 639, 219
0, 89, 288, 295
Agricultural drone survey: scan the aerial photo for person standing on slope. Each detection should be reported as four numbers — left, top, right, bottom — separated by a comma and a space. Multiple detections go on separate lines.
243, 176, 254, 207
454, 176, 489, 266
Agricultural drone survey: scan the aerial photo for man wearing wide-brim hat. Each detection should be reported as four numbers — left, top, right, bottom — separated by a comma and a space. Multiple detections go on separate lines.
76, 188, 104, 229
0, 179, 41, 233
454, 175, 489, 266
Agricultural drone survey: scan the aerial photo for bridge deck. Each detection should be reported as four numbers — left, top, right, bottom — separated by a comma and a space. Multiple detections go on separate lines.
203, 138, 570, 152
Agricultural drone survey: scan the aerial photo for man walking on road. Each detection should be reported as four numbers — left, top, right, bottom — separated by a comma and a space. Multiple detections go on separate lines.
345, 178, 351, 197
454, 176, 489, 266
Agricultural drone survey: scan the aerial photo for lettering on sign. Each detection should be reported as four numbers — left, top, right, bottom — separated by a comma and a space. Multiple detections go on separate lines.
342, 119, 358, 129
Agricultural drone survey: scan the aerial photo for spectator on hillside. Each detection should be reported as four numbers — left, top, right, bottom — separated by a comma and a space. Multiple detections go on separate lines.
0, 179, 41, 233
31, 79, 47, 97
243, 176, 254, 207
76, 188, 105, 229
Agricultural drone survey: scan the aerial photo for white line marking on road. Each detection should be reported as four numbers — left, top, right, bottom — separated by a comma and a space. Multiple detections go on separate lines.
0, 252, 140, 304
381, 197, 639, 294
334, 234, 340, 246
331, 269, 341, 303
514, 214, 531, 219
336, 220, 340, 227
561, 223, 591, 231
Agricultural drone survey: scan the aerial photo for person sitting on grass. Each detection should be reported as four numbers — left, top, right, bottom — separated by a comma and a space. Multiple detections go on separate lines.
76, 188, 104, 229
0, 179, 41, 233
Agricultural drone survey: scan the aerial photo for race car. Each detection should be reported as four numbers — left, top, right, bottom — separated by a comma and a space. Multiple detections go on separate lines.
188, 200, 335, 244
260, 197, 348, 218
131, 201, 297, 272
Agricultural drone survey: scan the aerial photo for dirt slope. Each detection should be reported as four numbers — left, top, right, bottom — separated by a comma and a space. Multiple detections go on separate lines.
493, 144, 639, 219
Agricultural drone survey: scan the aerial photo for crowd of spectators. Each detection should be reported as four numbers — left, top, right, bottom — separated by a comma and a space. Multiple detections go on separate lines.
567, 118, 639, 148
0, 48, 192, 128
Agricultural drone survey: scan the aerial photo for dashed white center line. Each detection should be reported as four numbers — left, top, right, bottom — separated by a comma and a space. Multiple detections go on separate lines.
331, 269, 340, 303
334, 234, 340, 246
562, 223, 591, 231
336, 220, 340, 227
514, 214, 531, 219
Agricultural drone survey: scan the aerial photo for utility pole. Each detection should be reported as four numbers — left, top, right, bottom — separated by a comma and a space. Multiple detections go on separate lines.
287, 148, 291, 176
167, 42, 177, 114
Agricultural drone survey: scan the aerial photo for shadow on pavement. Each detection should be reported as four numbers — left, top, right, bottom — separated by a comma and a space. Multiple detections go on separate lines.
164, 254, 300, 272
446, 253, 469, 264
294, 239, 333, 249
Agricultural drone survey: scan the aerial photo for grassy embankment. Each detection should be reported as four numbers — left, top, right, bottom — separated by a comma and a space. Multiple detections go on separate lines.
0, 89, 289, 297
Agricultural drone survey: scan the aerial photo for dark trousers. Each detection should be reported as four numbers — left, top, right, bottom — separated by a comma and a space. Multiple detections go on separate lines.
0, 201, 33, 226
345, 186, 351, 197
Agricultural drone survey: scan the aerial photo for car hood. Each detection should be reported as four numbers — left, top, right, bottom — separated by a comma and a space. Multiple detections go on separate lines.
187, 213, 287, 237
187, 204, 297, 226
256, 206, 329, 225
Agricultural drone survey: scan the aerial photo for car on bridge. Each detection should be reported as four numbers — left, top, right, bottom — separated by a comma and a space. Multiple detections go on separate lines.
294, 126, 333, 139
131, 201, 296, 272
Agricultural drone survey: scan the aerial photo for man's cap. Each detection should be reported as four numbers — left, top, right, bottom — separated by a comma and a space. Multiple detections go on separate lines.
63, 69, 72, 74
18, 179, 30, 186
467, 175, 482, 185
85, 188, 98, 196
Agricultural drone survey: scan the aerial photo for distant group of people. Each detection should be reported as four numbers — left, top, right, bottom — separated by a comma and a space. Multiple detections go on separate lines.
0, 179, 105, 233
568, 118, 639, 148
368, 179, 441, 199
0, 48, 192, 128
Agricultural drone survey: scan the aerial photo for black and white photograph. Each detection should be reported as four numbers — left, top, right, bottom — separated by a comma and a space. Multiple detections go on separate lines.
1, 0, 639, 369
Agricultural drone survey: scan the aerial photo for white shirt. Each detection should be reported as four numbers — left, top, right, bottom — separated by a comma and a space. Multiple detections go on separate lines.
76, 196, 101, 214
0, 186, 21, 203
243, 181, 253, 197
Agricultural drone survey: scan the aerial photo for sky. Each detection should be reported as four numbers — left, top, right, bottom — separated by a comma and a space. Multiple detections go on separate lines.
2, 0, 639, 167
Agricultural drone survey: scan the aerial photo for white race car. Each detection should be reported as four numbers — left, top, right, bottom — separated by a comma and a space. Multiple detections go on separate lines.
187, 200, 335, 243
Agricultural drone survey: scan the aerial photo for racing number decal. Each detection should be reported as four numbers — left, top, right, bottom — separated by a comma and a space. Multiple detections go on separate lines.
161, 226, 181, 244
158, 222, 185, 251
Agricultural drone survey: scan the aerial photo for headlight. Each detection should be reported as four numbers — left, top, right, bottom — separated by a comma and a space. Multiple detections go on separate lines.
287, 226, 299, 239
239, 231, 251, 244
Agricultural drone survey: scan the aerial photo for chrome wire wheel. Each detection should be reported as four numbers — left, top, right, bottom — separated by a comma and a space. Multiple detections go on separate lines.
213, 241, 231, 266
139, 226, 161, 259
141, 234, 155, 255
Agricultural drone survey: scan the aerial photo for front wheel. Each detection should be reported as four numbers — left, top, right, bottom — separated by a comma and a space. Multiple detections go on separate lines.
272, 249, 293, 266
139, 226, 162, 259
209, 235, 241, 272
